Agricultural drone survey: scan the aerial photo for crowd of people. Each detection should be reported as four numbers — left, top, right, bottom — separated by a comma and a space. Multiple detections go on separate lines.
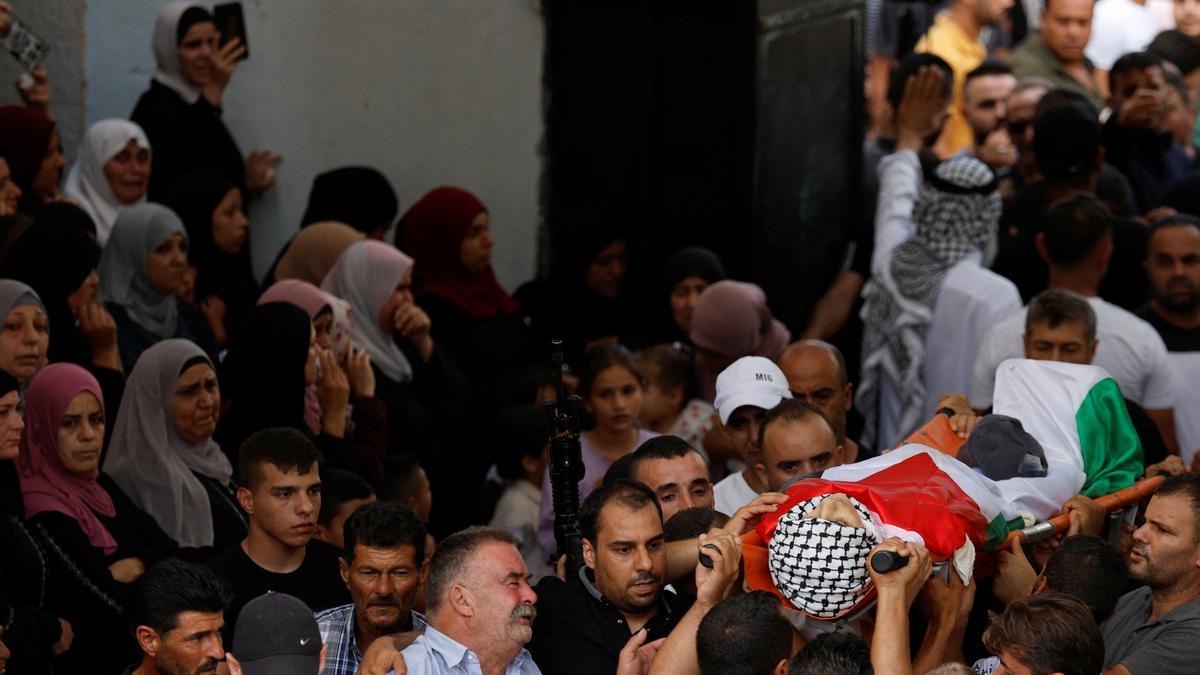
0, 0, 1199, 673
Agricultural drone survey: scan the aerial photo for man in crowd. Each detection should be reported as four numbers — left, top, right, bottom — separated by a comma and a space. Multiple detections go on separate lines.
1009, 0, 1104, 109
992, 534, 1129, 623
314, 467, 377, 549
695, 591, 792, 675
125, 560, 230, 675
777, 339, 872, 463
317, 501, 428, 675
627, 436, 714, 521
712, 357, 792, 515
961, 61, 1019, 170
229, 592, 325, 674
400, 527, 539, 674
757, 399, 845, 492
209, 428, 349, 641
1004, 79, 1051, 189
1102, 474, 1200, 674
982, 593, 1104, 675
1137, 215, 1200, 465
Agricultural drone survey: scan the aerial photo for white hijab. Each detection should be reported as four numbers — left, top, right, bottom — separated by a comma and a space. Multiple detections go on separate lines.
104, 339, 233, 548
152, 1, 206, 104
62, 119, 151, 246
322, 240, 415, 383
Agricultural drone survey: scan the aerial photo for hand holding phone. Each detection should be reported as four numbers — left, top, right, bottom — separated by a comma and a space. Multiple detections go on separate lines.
213, 2, 249, 61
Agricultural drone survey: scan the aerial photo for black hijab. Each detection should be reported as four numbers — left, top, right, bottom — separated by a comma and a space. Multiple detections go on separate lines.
302, 166, 399, 236
652, 246, 727, 344
0, 370, 23, 517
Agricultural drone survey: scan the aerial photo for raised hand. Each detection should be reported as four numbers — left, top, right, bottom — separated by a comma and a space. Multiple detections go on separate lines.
393, 303, 434, 362
245, 149, 281, 195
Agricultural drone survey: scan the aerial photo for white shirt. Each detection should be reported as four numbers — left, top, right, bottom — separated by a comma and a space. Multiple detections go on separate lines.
969, 298, 1177, 411
1167, 352, 1200, 465
490, 481, 554, 582
714, 471, 758, 516
871, 150, 1022, 447
1085, 0, 1159, 69
400, 625, 542, 675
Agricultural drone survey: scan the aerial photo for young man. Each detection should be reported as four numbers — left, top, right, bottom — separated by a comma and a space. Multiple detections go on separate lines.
982, 593, 1104, 675
125, 560, 230, 675
209, 428, 349, 642
961, 61, 1019, 170
1009, 0, 1105, 109
711, 356, 792, 515
757, 399, 844, 492
776, 340, 871, 462
314, 467, 377, 549
695, 591, 792, 675
627, 436, 714, 522
317, 501, 428, 675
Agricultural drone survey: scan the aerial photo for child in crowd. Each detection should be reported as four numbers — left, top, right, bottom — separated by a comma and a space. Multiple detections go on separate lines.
489, 405, 553, 581
638, 343, 732, 465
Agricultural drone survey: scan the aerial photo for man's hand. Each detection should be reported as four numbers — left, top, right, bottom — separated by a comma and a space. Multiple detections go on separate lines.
936, 394, 979, 438
618, 628, 666, 675
694, 531, 742, 610
1117, 88, 1166, 128
245, 149, 281, 195
723, 492, 788, 535
225, 653, 243, 675
977, 127, 1017, 169
1062, 494, 1105, 538
895, 66, 947, 152
868, 538, 932, 609
394, 304, 434, 362
917, 568, 974, 626
1145, 455, 1187, 479
993, 537, 1037, 606
360, 635, 411, 675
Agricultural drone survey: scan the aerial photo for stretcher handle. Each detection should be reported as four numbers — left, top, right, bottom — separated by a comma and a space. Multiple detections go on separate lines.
1002, 475, 1166, 548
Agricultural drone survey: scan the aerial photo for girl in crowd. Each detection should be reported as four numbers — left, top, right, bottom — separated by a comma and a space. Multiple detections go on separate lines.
100, 204, 216, 370
0, 280, 48, 389
398, 186, 530, 388
62, 119, 151, 245
258, 279, 388, 479
536, 344, 656, 558
0, 106, 65, 219
301, 166, 399, 239
163, 170, 255, 347
18, 364, 175, 673
689, 280, 791, 402
638, 343, 732, 463
270, 220, 365, 287
654, 246, 726, 346
103, 339, 245, 555
131, 1, 278, 200
0, 370, 70, 674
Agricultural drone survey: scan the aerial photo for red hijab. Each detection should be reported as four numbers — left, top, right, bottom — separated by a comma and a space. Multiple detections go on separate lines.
399, 186, 518, 319
17, 363, 117, 555
0, 106, 56, 213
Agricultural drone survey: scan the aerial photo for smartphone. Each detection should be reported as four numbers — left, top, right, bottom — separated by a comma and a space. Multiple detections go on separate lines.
212, 2, 249, 61
4, 15, 50, 71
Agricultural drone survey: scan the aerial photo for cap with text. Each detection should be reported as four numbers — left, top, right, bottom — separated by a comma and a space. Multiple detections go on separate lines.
232, 592, 322, 675
714, 356, 792, 424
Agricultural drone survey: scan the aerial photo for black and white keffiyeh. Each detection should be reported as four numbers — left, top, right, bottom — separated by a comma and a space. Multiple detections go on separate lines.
767, 495, 882, 619
857, 155, 1001, 447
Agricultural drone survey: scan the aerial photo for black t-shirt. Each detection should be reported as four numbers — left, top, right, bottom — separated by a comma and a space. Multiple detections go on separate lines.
208, 539, 349, 643
1135, 306, 1200, 352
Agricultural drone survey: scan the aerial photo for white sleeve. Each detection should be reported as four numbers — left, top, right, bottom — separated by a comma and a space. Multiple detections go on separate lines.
970, 326, 1006, 410
870, 149, 922, 277
1140, 328, 1177, 410
1083, 12, 1126, 70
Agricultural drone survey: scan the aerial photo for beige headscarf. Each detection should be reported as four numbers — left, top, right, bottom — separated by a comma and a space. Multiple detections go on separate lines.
273, 221, 365, 286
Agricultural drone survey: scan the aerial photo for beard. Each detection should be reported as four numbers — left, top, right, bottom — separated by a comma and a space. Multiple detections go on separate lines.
154, 652, 218, 675
1155, 279, 1200, 313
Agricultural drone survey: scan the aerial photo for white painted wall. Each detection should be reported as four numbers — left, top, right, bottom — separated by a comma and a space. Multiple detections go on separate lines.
83, 0, 544, 287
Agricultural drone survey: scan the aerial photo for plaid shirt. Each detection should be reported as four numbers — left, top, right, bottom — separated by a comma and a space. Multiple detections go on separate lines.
316, 603, 427, 675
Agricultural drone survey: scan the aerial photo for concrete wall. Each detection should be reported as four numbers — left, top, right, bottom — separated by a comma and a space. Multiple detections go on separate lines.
83, 0, 544, 287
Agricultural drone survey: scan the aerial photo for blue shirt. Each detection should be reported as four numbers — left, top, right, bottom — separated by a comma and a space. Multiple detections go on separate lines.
316, 603, 427, 675
400, 625, 542, 675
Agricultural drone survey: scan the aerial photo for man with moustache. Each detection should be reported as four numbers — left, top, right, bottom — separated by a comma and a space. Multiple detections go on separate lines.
777, 340, 872, 463
529, 479, 692, 675
123, 559, 230, 675
400, 527, 541, 674
317, 501, 428, 675
1101, 474, 1200, 674
208, 428, 349, 643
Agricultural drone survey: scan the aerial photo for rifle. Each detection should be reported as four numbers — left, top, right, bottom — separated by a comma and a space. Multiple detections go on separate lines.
545, 339, 585, 581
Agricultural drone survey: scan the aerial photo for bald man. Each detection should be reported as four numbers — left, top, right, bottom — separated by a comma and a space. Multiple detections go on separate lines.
777, 340, 873, 463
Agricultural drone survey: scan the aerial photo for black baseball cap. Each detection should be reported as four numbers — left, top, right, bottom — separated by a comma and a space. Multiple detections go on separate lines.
232, 592, 322, 675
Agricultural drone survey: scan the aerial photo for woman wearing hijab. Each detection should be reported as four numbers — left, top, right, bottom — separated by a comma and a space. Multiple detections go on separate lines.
61, 119, 152, 246
652, 246, 727, 347
99, 203, 216, 370
0, 106, 65, 218
104, 339, 245, 555
18, 364, 176, 673
130, 2, 278, 201
269, 220, 366, 288
398, 186, 531, 386
258, 280, 388, 480
689, 280, 791, 402
0, 280, 49, 387
163, 170, 255, 346
0, 370, 70, 674
301, 166, 399, 239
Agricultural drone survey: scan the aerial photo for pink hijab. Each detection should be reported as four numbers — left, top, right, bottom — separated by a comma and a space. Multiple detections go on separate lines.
17, 363, 117, 555
690, 280, 791, 359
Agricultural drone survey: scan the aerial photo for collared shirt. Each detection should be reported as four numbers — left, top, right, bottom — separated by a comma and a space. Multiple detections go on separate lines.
1101, 586, 1200, 674
316, 603, 427, 675
528, 569, 694, 675
914, 13, 987, 155
1009, 32, 1104, 111
400, 625, 541, 675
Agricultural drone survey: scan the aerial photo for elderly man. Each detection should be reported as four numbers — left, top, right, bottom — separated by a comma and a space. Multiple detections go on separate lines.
1009, 0, 1104, 109
777, 340, 872, 462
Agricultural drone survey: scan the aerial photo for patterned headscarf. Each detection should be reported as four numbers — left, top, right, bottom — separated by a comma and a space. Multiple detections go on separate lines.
767, 495, 882, 620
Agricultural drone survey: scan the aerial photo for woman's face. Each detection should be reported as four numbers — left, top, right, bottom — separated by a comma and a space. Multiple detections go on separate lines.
0, 305, 49, 384
212, 187, 249, 254
0, 391, 24, 461
67, 270, 101, 317
146, 234, 188, 295
174, 363, 220, 444
177, 21, 218, 87
585, 364, 644, 435
585, 240, 627, 299
313, 309, 334, 351
378, 269, 415, 334
56, 391, 104, 474
670, 275, 710, 335
102, 140, 151, 204
32, 130, 65, 204
459, 211, 495, 275
304, 326, 320, 386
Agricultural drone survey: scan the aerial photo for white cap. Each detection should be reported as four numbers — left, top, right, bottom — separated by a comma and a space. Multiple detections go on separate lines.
714, 356, 792, 425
